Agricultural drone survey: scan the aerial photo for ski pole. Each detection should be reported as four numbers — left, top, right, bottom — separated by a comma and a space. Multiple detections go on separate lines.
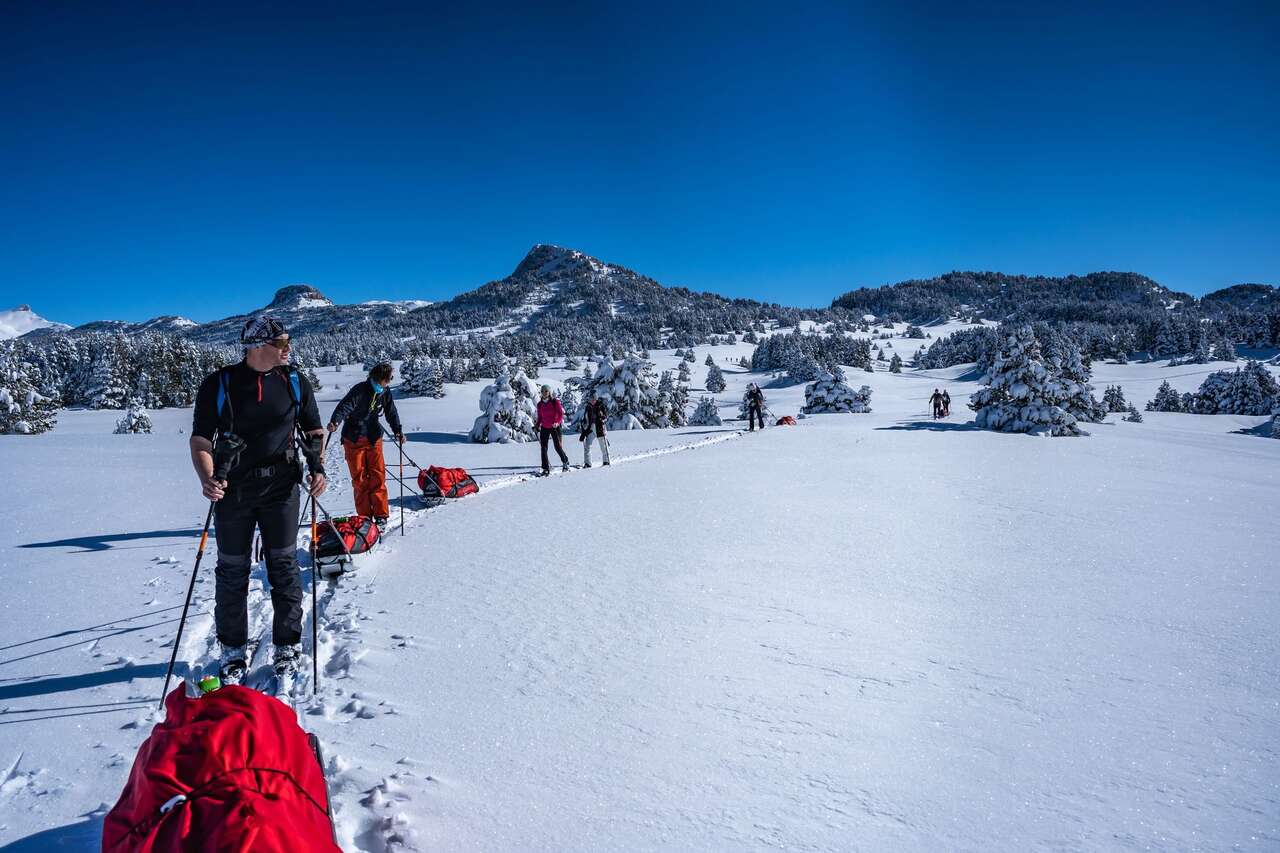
398, 439, 405, 536
310, 493, 319, 693
159, 502, 214, 710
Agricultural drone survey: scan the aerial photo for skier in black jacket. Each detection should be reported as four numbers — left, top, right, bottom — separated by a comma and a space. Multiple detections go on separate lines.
929, 388, 944, 419
579, 392, 610, 467
190, 316, 326, 684
328, 363, 404, 525
746, 384, 767, 431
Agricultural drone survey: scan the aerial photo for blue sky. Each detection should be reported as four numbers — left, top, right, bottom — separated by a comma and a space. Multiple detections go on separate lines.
2, 1, 1277, 325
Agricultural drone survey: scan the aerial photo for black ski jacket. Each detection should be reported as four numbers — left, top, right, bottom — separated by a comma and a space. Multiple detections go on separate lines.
192, 362, 323, 484
747, 388, 765, 409
329, 380, 402, 444
581, 399, 608, 437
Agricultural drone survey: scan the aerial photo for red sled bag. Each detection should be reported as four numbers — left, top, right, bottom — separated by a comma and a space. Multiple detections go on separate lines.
418, 466, 479, 499
102, 685, 338, 852
776, 416, 797, 426
316, 515, 380, 559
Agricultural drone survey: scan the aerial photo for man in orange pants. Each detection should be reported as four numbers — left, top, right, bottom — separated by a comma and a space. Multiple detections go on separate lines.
328, 363, 404, 526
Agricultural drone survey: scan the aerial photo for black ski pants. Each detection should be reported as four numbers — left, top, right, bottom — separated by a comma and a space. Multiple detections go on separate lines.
539, 426, 569, 472
748, 405, 765, 430
213, 474, 303, 648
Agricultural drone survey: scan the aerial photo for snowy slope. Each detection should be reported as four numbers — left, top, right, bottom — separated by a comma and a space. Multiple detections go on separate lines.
0, 348, 1277, 850
0, 305, 69, 339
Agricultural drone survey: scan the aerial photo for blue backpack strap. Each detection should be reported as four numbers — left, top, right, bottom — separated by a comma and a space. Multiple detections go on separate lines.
214, 368, 232, 434
289, 369, 301, 407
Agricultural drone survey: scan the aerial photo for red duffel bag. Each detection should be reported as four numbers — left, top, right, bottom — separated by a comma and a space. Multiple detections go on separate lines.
418, 465, 479, 499
316, 515, 380, 558
102, 685, 338, 852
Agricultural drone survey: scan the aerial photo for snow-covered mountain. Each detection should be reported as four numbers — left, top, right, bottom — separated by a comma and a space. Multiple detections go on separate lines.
417, 243, 785, 334
0, 305, 69, 340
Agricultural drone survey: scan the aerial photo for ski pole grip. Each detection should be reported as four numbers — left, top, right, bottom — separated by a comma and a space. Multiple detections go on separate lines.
212, 433, 246, 481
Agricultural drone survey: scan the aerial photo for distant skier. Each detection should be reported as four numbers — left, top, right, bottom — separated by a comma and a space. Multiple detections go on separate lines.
579, 391, 610, 468
536, 385, 571, 475
327, 362, 404, 527
941, 389, 951, 417
190, 316, 327, 685
929, 388, 944, 419
746, 383, 766, 431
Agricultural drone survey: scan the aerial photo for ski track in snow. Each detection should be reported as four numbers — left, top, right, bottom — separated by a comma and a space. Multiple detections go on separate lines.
169, 427, 745, 852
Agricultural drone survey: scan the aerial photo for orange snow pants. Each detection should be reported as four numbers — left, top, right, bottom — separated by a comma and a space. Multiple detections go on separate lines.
343, 437, 389, 518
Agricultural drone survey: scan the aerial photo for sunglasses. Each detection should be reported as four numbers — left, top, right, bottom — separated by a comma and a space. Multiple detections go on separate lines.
268, 337, 292, 351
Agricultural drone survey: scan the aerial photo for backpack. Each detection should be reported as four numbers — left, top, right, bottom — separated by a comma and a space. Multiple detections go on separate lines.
315, 515, 381, 559
418, 466, 479, 500
103, 685, 339, 852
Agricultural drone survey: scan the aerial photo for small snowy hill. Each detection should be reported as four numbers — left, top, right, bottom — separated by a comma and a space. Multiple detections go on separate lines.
181, 285, 432, 343
0, 305, 69, 339
267, 284, 335, 310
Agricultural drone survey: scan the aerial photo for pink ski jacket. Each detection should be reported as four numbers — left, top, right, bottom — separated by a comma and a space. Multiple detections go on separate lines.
536, 398, 565, 429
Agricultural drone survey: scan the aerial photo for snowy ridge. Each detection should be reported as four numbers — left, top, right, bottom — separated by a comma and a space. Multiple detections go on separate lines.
0, 305, 69, 340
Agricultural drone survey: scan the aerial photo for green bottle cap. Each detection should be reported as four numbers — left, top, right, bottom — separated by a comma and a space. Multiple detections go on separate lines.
198, 675, 222, 694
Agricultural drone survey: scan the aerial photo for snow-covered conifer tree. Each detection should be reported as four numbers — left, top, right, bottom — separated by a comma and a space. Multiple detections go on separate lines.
559, 385, 579, 428
1187, 360, 1280, 415
114, 402, 153, 434
684, 350, 696, 363
1146, 380, 1184, 412
1052, 345, 1106, 424
399, 356, 429, 396
689, 396, 722, 426
705, 364, 726, 393
677, 361, 691, 383
0, 351, 57, 434
1123, 404, 1143, 423
469, 366, 537, 443
84, 347, 128, 409
1102, 385, 1128, 413
572, 356, 664, 429
670, 383, 690, 427
801, 373, 872, 414
705, 353, 715, 367
969, 326, 1084, 436
889, 353, 903, 373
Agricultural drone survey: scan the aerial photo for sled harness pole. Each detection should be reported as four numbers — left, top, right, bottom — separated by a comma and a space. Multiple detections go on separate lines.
309, 430, 332, 694
387, 443, 446, 496
159, 502, 214, 710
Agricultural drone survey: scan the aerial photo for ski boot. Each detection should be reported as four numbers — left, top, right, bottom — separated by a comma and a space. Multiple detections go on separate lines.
218, 644, 249, 685
273, 644, 302, 679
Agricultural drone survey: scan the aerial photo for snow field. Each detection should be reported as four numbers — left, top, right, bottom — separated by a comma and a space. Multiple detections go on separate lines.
0, 335, 1276, 850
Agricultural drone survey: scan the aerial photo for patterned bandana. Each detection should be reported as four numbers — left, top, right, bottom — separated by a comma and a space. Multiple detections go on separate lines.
240, 315, 288, 347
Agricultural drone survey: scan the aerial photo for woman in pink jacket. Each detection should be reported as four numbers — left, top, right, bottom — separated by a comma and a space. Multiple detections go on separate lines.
536, 385, 571, 475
